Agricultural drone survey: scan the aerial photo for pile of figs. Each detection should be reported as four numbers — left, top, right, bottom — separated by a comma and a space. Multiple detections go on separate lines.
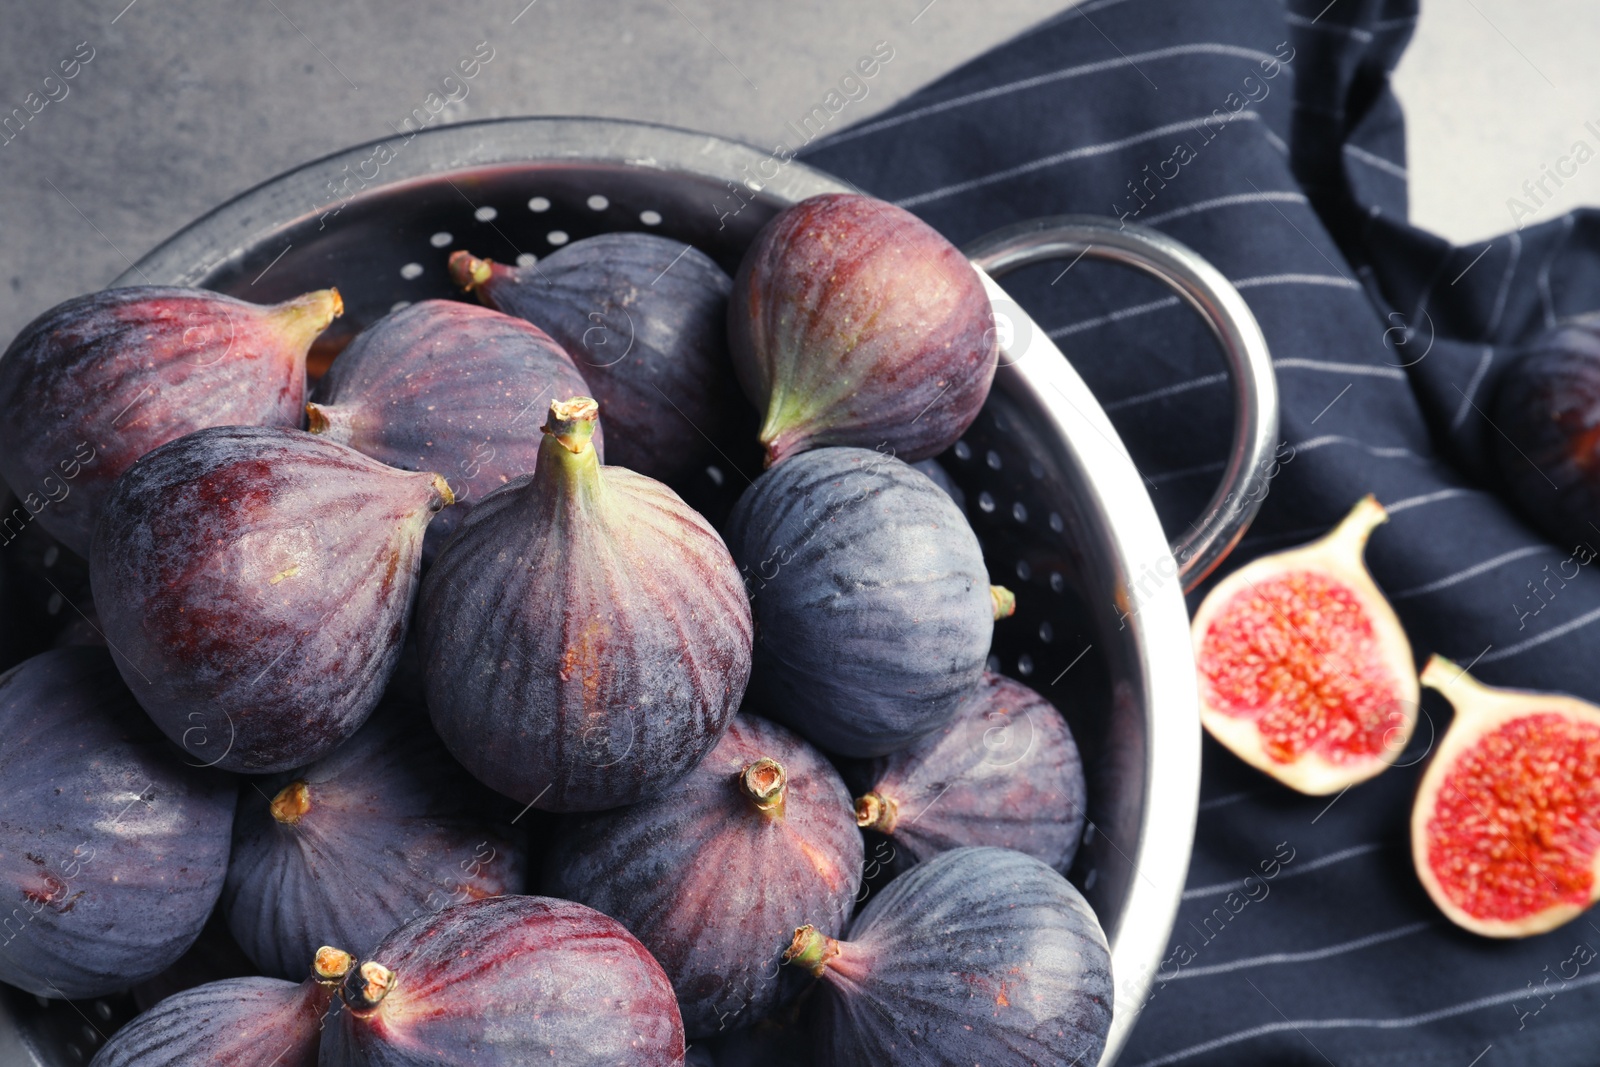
0, 193, 1114, 1065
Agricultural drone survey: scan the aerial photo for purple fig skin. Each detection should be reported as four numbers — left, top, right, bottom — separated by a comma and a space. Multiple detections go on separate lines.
307, 299, 600, 562
847, 672, 1087, 877
728, 193, 997, 468
910, 457, 965, 512
417, 398, 752, 812
451, 234, 735, 482
0, 648, 236, 999
321, 895, 686, 1066
131, 910, 256, 1012
89, 426, 453, 774
0, 286, 341, 556
789, 847, 1113, 1067
542, 714, 863, 1038
223, 702, 528, 978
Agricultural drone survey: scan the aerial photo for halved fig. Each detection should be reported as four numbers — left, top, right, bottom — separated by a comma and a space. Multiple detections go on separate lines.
1413, 656, 1600, 938
1192, 495, 1418, 794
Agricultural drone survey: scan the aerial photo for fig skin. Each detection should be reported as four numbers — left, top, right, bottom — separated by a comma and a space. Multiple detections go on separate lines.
418, 397, 752, 812
223, 702, 527, 978
542, 714, 863, 1037
724, 446, 993, 757
728, 193, 997, 467
787, 846, 1113, 1066
90, 426, 453, 774
306, 299, 599, 562
321, 895, 686, 1066
0, 286, 341, 556
131, 910, 256, 1012
0, 648, 236, 1000
451, 234, 735, 482
847, 672, 1087, 877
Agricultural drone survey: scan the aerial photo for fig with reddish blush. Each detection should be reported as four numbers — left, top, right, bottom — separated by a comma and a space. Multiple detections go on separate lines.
90, 947, 352, 1067
90, 426, 453, 774
849, 672, 1086, 876
1412, 657, 1600, 937
543, 714, 862, 1037
728, 193, 997, 467
320, 896, 685, 1066
306, 299, 599, 561
1192, 495, 1418, 795
417, 397, 751, 812
784, 846, 1112, 1066
451, 234, 734, 482
725, 446, 994, 757
0, 286, 341, 556
0, 648, 236, 999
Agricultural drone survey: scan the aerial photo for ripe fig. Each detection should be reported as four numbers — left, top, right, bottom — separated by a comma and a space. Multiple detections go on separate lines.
728, 193, 997, 467
223, 702, 527, 978
1412, 656, 1600, 937
783, 846, 1112, 1066
90, 426, 453, 774
0, 286, 341, 556
1192, 495, 1419, 795
849, 672, 1086, 876
0, 648, 236, 999
306, 299, 599, 561
90, 947, 353, 1067
724, 446, 993, 757
543, 714, 863, 1037
131, 910, 256, 1012
417, 397, 752, 812
450, 234, 734, 482
320, 896, 685, 1065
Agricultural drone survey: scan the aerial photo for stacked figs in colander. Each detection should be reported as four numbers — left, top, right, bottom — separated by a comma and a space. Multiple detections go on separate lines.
0, 193, 1111, 1067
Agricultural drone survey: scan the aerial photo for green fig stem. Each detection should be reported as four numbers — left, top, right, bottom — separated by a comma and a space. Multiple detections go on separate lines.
740, 758, 787, 820
271, 781, 311, 825
342, 961, 395, 1014
426, 473, 456, 512
854, 791, 898, 834
1419, 654, 1494, 714
449, 250, 495, 294
782, 925, 841, 977
991, 585, 1017, 620
313, 947, 354, 984
269, 288, 343, 352
543, 397, 600, 455
1319, 494, 1387, 559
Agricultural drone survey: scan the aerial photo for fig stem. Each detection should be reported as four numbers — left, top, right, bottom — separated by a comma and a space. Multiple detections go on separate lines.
782, 925, 841, 977
427, 473, 457, 511
448, 250, 495, 294
542, 397, 600, 455
1420, 654, 1492, 711
854, 791, 898, 834
342, 961, 395, 1014
271, 781, 311, 825
313, 947, 354, 983
304, 402, 356, 445
1319, 494, 1387, 559
991, 585, 1017, 620
739, 758, 787, 820
268, 288, 343, 352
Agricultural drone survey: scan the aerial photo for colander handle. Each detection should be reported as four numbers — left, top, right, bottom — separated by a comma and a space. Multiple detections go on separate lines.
964, 215, 1279, 592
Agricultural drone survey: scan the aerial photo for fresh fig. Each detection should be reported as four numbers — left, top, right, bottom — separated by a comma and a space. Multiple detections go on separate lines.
728, 193, 997, 467
131, 910, 256, 1012
417, 396, 752, 812
450, 234, 734, 482
90, 426, 453, 774
90, 947, 353, 1067
1412, 656, 1600, 937
223, 702, 526, 978
543, 714, 863, 1037
0, 647, 236, 999
0, 286, 341, 556
306, 299, 599, 561
783, 846, 1112, 1066
849, 672, 1086, 876
320, 895, 686, 1065
724, 446, 993, 757
1192, 495, 1419, 794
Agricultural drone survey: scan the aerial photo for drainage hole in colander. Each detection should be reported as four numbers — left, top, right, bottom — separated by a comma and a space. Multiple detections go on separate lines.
952, 440, 972, 461
587, 195, 609, 211
976, 491, 995, 513
1015, 560, 1032, 581
547, 230, 569, 246
429, 231, 453, 248
517, 253, 538, 268
640, 210, 662, 226
475, 206, 498, 222
1039, 621, 1054, 642
1012, 502, 1027, 523
528, 196, 551, 212
400, 262, 423, 280
985, 449, 1002, 470
1017, 654, 1034, 677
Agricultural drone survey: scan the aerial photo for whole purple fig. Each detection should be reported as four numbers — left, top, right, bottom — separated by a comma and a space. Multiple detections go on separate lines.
0, 648, 236, 999
90, 426, 453, 773
0, 286, 341, 556
306, 299, 599, 561
417, 396, 752, 812
729, 193, 997, 467
131, 911, 256, 1012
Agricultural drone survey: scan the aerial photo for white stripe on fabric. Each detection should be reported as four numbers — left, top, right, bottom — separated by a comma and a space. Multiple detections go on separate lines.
1484, 230, 1521, 337
1290, 434, 1426, 460
1372, 14, 1419, 30
1538, 214, 1576, 329
1182, 842, 1388, 900
1104, 373, 1229, 413
1343, 143, 1408, 180
1049, 276, 1363, 340
1148, 459, 1226, 486
1139, 191, 1309, 227
1390, 544, 1550, 600
1451, 347, 1496, 430
1273, 358, 1405, 380
1236, 274, 1363, 291
1157, 921, 1435, 982
1477, 604, 1600, 664
1385, 487, 1481, 515
1262, 126, 1291, 156
1285, 11, 1375, 41
1103, 357, 1404, 414
1196, 789, 1258, 812
1050, 296, 1182, 340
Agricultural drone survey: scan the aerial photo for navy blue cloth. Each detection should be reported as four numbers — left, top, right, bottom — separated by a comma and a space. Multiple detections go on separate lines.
805, 1, 1600, 1064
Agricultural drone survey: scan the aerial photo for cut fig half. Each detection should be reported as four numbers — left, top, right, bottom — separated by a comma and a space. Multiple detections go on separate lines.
1412, 656, 1600, 938
1192, 495, 1418, 795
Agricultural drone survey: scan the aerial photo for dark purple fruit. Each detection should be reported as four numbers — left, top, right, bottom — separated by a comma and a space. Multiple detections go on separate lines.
911, 457, 965, 512
849, 672, 1086, 876
223, 701, 527, 978
0, 286, 341, 555
729, 193, 997, 467
725, 446, 994, 756
418, 397, 752, 812
0, 647, 236, 999
131, 910, 256, 1012
91, 947, 353, 1067
90, 426, 453, 774
306, 299, 599, 562
785, 846, 1112, 1066
451, 234, 734, 483
543, 714, 862, 1037
321, 896, 685, 1065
